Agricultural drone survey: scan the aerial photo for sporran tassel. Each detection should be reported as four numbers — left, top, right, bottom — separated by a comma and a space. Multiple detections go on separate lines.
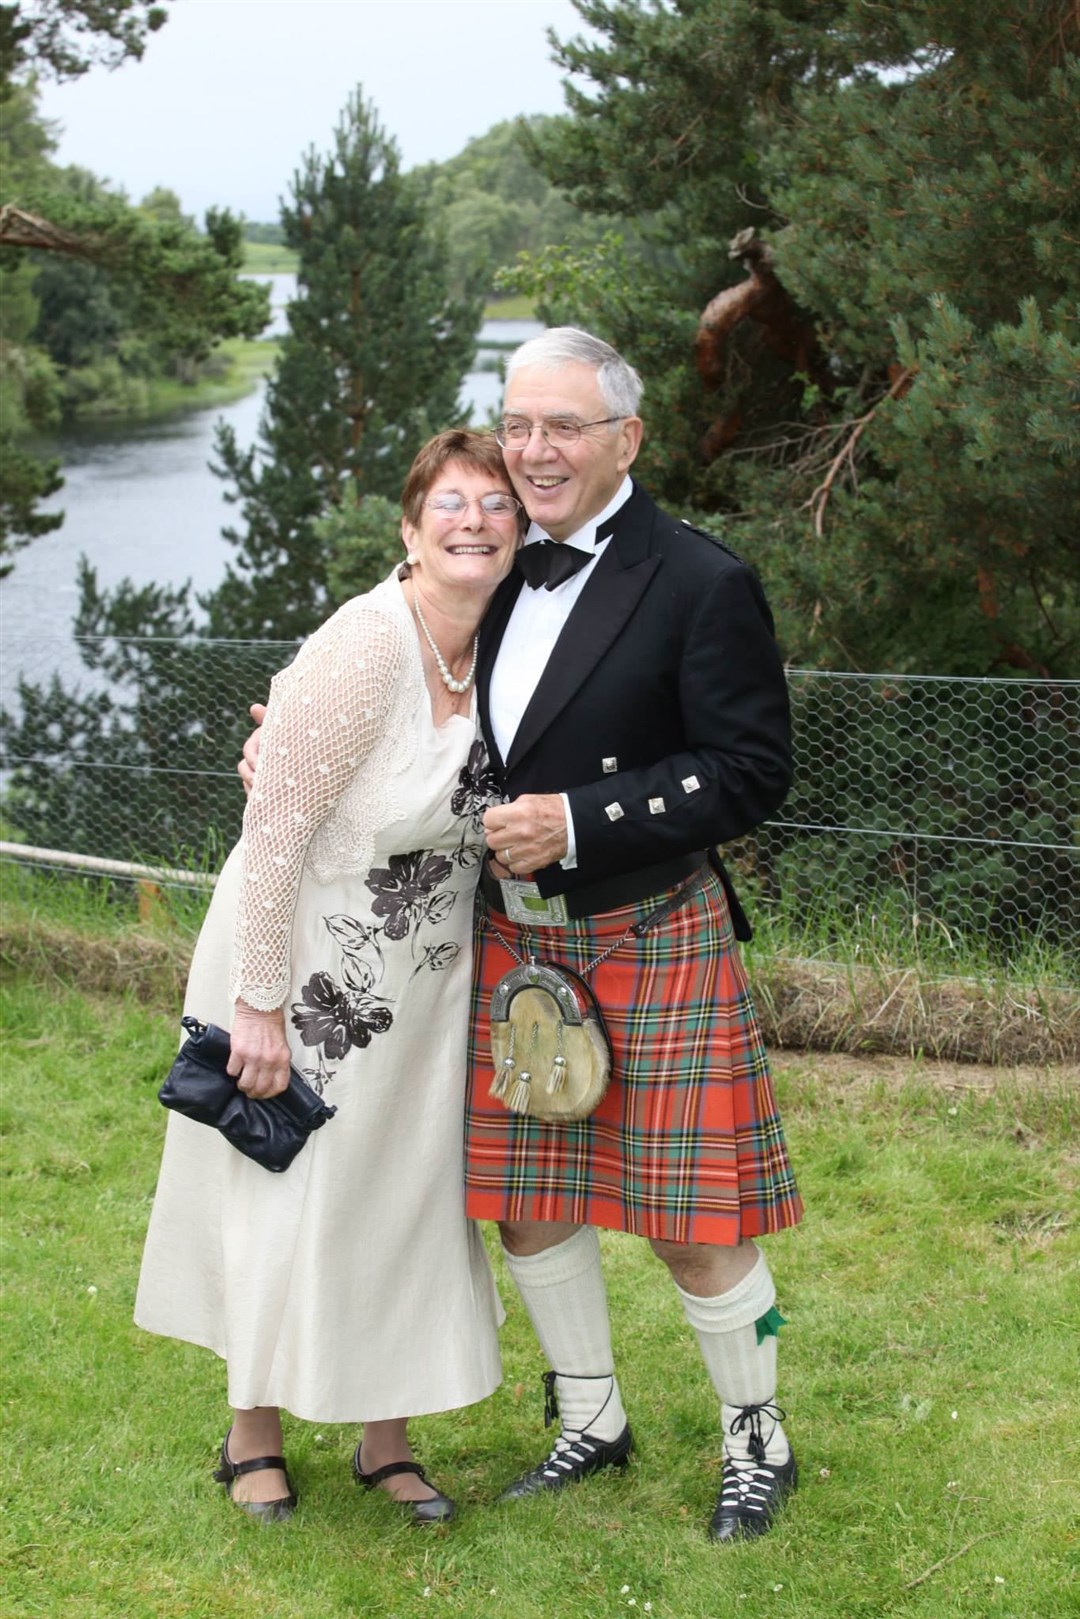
490, 1026, 516, 1099
547, 1053, 568, 1094
490, 1055, 516, 1100
508, 1071, 533, 1114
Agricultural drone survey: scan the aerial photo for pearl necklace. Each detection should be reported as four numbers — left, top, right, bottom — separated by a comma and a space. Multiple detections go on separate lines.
412, 591, 479, 694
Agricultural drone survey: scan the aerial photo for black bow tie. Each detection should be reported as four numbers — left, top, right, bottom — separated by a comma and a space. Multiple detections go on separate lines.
515, 516, 619, 591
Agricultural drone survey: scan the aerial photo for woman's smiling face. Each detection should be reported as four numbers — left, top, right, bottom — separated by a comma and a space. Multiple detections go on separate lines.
401, 459, 521, 597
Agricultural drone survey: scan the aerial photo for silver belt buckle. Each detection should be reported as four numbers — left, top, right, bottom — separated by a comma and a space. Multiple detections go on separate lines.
499, 880, 570, 927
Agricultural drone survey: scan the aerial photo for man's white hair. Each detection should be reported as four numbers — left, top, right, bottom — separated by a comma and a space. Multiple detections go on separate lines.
505, 326, 644, 419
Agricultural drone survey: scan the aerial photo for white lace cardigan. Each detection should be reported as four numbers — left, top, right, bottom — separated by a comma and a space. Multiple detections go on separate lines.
229, 574, 422, 1011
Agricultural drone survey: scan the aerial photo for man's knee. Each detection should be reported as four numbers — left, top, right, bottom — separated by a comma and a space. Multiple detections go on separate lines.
650, 1236, 758, 1292
499, 1218, 583, 1257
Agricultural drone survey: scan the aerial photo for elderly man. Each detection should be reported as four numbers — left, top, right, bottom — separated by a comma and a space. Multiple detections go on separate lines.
467, 327, 801, 1542
242, 327, 801, 1541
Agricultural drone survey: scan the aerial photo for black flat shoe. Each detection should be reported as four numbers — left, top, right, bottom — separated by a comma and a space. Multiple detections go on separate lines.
352, 1446, 455, 1525
498, 1423, 633, 1501
708, 1450, 798, 1542
214, 1430, 297, 1524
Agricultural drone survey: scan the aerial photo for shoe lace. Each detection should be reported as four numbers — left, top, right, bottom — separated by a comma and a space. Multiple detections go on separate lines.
532, 1431, 608, 1481
718, 1460, 777, 1514
541, 1368, 615, 1432
533, 1371, 620, 1482
728, 1401, 788, 1467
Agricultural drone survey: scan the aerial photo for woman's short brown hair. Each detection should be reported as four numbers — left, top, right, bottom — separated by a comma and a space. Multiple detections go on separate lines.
400, 429, 514, 528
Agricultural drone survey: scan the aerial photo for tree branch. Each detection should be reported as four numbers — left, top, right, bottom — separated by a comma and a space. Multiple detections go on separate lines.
805, 367, 915, 536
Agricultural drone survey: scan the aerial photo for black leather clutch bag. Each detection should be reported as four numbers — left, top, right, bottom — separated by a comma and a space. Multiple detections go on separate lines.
158, 1016, 337, 1173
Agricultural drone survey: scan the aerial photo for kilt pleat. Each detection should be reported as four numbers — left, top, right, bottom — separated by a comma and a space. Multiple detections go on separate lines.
464, 868, 803, 1246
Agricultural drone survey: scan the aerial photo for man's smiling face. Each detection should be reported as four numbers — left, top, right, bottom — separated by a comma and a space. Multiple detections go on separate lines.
500, 361, 642, 542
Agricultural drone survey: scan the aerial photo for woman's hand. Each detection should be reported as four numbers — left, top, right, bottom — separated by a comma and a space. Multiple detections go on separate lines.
237, 701, 267, 796
227, 1002, 292, 1098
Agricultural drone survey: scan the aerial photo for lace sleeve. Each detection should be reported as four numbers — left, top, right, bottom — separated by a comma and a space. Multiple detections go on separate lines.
229, 597, 411, 1010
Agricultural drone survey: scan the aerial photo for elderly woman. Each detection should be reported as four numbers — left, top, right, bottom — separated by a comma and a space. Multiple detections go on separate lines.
136, 430, 523, 1524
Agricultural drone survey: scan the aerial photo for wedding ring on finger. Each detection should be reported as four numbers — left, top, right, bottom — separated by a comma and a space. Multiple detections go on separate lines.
504, 848, 513, 868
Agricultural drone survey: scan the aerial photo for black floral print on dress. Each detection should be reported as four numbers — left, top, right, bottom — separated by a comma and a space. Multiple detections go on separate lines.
291, 970, 393, 1062
450, 740, 500, 867
290, 747, 494, 1089
365, 851, 454, 940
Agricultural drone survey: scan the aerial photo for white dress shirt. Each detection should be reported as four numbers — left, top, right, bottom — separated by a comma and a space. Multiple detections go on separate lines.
490, 476, 633, 867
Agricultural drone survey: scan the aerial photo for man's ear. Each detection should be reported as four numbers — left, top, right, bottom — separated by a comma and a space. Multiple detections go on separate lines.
618, 416, 644, 471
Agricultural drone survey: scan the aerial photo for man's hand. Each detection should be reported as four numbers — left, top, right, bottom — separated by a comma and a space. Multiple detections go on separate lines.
483, 794, 568, 876
238, 702, 267, 795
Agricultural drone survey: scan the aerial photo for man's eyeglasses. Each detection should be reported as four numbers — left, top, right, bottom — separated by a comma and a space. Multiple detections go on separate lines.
424, 492, 522, 517
495, 416, 625, 449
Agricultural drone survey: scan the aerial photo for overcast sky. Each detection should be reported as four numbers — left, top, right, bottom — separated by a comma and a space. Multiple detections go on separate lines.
36, 0, 591, 223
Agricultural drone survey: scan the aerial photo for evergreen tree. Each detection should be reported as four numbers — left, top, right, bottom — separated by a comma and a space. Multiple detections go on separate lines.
0, 0, 169, 83
512, 0, 1079, 679
0, 57, 269, 570
2, 89, 485, 863
209, 89, 484, 640
503, 0, 1079, 950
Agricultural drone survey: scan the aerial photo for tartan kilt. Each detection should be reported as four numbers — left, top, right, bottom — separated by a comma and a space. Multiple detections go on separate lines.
464, 867, 803, 1246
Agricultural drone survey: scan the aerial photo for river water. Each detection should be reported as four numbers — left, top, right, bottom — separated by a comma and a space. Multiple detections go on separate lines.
0, 282, 540, 708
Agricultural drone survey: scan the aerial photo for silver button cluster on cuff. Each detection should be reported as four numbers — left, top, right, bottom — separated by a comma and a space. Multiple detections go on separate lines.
682, 775, 700, 793
648, 797, 665, 814
605, 803, 625, 821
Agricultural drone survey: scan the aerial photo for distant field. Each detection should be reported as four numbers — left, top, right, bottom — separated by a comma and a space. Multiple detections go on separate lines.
482, 294, 538, 322
240, 245, 537, 325
142, 337, 280, 416
242, 241, 299, 273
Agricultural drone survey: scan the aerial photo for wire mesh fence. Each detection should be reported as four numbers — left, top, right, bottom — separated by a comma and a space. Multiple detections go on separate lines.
2, 633, 1078, 958
750, 671, 1079, 955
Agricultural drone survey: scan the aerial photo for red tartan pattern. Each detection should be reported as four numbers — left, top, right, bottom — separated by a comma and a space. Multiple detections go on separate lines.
464, 868, 803, 1245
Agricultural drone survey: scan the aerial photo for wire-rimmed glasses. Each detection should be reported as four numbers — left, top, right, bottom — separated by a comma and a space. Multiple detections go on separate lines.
495, 416, 625, 449
423, 492, 523, 517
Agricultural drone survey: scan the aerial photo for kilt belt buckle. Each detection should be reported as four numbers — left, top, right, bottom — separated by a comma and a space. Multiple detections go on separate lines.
498, 879, 570, 927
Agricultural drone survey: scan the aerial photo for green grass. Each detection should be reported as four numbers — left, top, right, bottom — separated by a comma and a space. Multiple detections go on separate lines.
242, 242, 299, 274
1, 970, 1076, 1619
141, 337, 280, 417
0, 857, 213, 944
743, 888, 1078, 989
482, 295, 538, 323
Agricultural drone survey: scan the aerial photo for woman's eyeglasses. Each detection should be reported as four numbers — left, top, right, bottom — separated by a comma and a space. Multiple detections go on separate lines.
424, 492, 522, 517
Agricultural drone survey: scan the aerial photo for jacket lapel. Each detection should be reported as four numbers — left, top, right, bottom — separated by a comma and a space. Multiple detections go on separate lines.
504, 483, 660, 771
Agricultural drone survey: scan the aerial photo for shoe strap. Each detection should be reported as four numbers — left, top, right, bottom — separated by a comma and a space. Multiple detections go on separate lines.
357, 1459, 428, 1488
229, 1452, 290, 1478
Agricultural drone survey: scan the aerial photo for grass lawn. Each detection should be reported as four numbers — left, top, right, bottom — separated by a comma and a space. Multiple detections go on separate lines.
1, 974, 1076, 1619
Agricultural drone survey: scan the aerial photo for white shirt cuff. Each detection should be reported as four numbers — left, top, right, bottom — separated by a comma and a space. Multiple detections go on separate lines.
559, 792, 578, 870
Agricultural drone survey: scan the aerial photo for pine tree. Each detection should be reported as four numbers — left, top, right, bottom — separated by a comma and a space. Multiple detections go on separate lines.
209, 90, 483, 640
512, 0, 1079, 679
2, 89, 485, 863
502, 0, 1079, 951
0, 63, 269, 571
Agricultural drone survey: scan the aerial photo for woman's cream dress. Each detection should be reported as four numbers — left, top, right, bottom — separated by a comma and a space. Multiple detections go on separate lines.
135, 575, 502, 1421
